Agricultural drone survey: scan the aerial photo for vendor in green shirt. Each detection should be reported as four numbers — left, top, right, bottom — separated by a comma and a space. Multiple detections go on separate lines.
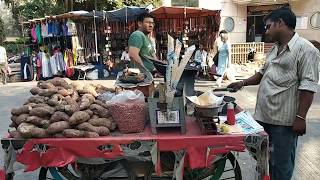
128, 13, 158, 73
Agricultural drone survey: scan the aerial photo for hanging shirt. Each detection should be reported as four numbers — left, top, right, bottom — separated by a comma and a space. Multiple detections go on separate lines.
31, 25, 37, 43
35, 24, 42, 44
194, 49, 207, 66
41, 23, 48, 37
62, 22, 68, 36
41, 52, 52, 78
66, 20, 76, 36
47, 21, 53, 37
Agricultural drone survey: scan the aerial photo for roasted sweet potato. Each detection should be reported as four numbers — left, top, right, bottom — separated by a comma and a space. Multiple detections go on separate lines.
29, 106, 55, 117
37, 81, 55, 89
69, 111, 90, 125
58, 89, 71, 96
25, 95, 46, 104
53, 133, 64, 138
11, 106, 32, 116
8, 130, 23, 139
47, 121, 70, 134
83, 131, 99, 138
88, 118, 112, 129
9, 121, 18, 128
71, 91, 80, 102
50, 111, 70, 123
31, 127, 48, 138
91, 115, 99, 119
79, 94, 95, 110
26, 116, 50, 128
17, 123, 36, 138
15, 114, 29, 125
83, 85, 98, 97
62, 129, 85, 138
77, 122, 110, 136
110, 122, 117, 131
30, 87, 41, 95
90, 104, 111, 118
84, 109, 93, 117
94, 100, 110, 109
49, 77, 72, 89
38, 88, 58, 97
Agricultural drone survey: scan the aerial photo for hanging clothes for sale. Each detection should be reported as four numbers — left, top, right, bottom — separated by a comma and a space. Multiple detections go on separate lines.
66, 19, 77, 36
20, 55, 32, 81
47, 20, 54, 37
41, 22, 48, 38
31, 24, 37, 43
35, 23, 42, 44
64, 49, 74, 78
50, 47, 66, 76
36, 52, 42, 80
40, 46, 52, 78
62, 20, 68, 36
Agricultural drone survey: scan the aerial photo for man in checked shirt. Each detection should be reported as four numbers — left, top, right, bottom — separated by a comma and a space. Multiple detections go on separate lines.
228, 7, 320, 180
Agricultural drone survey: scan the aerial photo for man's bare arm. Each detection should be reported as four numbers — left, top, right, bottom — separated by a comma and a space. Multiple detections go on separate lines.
297, 90, 314, 119
129, 47, 144, 66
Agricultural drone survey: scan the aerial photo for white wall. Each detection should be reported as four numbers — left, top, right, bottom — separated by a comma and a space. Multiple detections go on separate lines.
291, 0, 320, 42
220, 0, 247, 43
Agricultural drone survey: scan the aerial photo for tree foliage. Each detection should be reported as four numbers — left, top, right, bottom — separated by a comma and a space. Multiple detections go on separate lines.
0, 17, 5, 44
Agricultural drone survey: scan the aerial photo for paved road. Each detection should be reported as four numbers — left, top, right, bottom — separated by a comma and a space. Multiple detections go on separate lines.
0, 80, 319, 179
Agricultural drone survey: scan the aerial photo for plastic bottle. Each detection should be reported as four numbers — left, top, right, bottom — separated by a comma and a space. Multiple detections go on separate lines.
227, 102, 235, 125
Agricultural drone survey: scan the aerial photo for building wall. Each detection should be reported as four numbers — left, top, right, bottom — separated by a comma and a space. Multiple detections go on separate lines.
219, 0, 247, 43
291, 0, 320, 42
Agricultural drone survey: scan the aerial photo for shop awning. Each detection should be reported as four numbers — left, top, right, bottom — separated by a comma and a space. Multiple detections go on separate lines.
150, 6, 220, 19
94, 7, 148, 22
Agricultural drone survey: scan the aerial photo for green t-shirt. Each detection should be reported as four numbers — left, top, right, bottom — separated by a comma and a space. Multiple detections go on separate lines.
128, 30, 155, 72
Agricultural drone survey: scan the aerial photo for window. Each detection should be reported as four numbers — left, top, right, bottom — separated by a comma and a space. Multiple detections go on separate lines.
171, 0, 199, 7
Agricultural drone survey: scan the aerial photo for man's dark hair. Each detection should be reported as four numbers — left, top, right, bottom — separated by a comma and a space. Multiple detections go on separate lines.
137, 13, 154, 22
219, 30, 228, 35
264, 7, 296, 29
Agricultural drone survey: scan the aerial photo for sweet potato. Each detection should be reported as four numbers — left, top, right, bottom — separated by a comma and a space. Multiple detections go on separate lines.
29, 106, 55, 117
88, 118, 112, 129
90, 104, 111, 118
38, 88, 58, 97
37, 81, 55, 89
91, 115, 99, 119
84, 109, 93, 117
49, 77, 72, 89
25, 95, 46, 104
83, 85, 98, 97
11, 106, 32, 116
79, 94, 95, 110
26, 116, 50, 128
77, 122, 110, 136
8, 130, 23, 139
83, 131, 99, 138
31, 127, 48, 138
30, 87, 41, 95
62, 129, 85, 138
94, 100, 110, 109
71, 91, 80, 102
47, 121, 70, 134
24, 103, 38, 108
58, 89, 71, 96
50, 111, 70, 123
47, 96, 61, 106
94, 84, 115, 93
9, 121, 18, 128
69, 111, 90, 125
17, 123, 36, 138
64, 105, 79, 116
15, 114, 29, 125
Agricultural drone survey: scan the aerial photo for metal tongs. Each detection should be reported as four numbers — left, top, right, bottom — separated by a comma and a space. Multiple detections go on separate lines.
212, 87, 237, 92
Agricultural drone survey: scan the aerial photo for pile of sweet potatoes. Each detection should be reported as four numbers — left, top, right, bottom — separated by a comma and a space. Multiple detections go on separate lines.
9, 77, 117, 139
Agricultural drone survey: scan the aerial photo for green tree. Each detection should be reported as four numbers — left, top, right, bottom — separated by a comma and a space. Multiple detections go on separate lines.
0, 17, 5, 44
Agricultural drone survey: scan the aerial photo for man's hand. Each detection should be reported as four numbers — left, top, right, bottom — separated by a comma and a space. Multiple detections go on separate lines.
292, 117, 306, 136
227, 81, 244, 92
